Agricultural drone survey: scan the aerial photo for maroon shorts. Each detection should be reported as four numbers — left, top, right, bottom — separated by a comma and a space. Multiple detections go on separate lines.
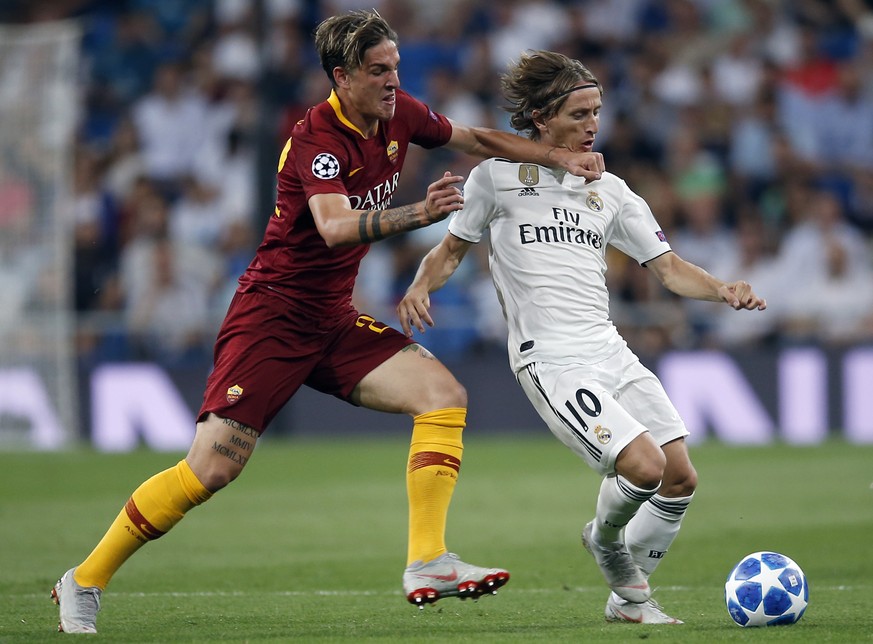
198, 288, 414, 433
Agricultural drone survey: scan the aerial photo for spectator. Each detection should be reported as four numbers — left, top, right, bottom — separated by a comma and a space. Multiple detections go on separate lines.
709, 214, 785, 347
131, 61, 209, 196
127, 237, 211, 364
102, 117, 146, 204
119, 187, 221, 318
778, 188, 870, 286
66, 146, 121, 312
781, 235, 873, 345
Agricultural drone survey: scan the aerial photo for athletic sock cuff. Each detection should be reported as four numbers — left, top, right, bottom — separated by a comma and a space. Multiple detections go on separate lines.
413, 407, 466, 428
176, 459, 213, 505
411, 408, 466, 446
647, 492, 694, 521
616, 474, 660, 504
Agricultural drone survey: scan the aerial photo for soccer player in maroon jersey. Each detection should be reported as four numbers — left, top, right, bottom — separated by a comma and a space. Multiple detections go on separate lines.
51, 10, 606, 633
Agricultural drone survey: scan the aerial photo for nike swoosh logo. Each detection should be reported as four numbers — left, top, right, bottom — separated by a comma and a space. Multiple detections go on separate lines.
349, 166, 364, 176
417, 569, 458, 582
614, 609, 643, 623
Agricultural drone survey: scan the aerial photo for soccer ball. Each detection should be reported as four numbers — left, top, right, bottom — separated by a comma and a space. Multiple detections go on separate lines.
724, 551, 808, 627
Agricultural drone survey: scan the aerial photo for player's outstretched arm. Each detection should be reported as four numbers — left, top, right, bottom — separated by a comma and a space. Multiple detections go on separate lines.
397, 233, 474, 337
646, 251, 767, 311
446, 119, 604, 182
309, 172, 464, 247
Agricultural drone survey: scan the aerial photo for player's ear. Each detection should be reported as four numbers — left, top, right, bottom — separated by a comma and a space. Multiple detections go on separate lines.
333, 66, 350, 89
531, 109, 548, 137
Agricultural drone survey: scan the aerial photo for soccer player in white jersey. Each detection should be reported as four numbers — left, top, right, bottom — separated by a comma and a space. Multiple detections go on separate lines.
397, 50, 767, 625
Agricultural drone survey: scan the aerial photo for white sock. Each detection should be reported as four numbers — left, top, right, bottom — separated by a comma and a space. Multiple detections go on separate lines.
624, 493, 694, 576
593, 475, 659, 544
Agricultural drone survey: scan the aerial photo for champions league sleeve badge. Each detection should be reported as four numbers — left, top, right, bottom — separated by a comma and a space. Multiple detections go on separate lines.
312, 152, 340, 179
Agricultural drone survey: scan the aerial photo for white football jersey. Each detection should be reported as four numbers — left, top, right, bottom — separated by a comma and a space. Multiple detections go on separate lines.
448, 159, 672, 372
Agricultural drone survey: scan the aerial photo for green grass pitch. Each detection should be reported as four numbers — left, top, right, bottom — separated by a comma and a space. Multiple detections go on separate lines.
2, 434, 872, 642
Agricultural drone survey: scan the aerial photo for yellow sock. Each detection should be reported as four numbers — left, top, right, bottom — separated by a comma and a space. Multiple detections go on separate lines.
74, 459, 212, 589
406, 407, 465, 566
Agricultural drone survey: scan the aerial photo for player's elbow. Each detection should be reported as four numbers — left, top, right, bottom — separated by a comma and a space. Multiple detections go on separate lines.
657, 271, 682, 295
448, 122, 488, 157
648, 253, 683, 293
316, 221, 354, 248
321, 234, 346, 249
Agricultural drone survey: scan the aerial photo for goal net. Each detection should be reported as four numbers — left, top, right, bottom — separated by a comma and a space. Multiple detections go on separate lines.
0, 21, 81, 449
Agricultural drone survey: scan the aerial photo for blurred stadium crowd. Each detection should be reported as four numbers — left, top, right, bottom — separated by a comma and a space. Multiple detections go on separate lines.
3, 0, 873, 367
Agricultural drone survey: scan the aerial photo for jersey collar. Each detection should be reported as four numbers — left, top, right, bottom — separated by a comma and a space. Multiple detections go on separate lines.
328, 89, 379, 139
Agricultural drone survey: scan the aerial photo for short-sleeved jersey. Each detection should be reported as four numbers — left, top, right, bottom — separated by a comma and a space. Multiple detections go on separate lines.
448, 160, 671, 372
238, 89, 452, 321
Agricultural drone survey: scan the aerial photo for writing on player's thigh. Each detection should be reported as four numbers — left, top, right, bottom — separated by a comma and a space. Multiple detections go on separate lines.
186, 413, 259, 488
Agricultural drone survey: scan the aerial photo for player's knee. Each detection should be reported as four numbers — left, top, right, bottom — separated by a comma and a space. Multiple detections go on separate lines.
189, 461, 242, 492
187, 415, 252, 492
661, 464, 698, 498
419, 375, 467, 412
445, 378, 467, 408
616, 434, 666, 489
628, 461, 665, 490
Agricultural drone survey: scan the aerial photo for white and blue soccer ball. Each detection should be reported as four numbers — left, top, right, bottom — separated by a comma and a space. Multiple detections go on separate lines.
724, 551, 809, 627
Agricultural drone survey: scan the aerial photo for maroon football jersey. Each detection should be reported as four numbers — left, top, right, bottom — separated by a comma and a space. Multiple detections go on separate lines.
237, 89, 452, 321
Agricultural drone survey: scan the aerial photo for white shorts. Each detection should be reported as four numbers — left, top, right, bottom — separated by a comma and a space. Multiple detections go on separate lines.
516, 349, 689, 476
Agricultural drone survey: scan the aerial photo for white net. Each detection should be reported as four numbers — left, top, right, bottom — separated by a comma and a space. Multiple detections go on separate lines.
0, 21, 80, 448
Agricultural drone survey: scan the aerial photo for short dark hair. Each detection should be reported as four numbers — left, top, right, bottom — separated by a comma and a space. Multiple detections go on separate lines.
314, 10, 398, 86
502, 50, 602, 140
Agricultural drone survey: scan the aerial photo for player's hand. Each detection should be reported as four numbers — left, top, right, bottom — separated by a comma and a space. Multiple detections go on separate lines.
551, 148, 605, 183
423, 171, 465, 224
397, 287, 434, 337
719, 281, 767, 311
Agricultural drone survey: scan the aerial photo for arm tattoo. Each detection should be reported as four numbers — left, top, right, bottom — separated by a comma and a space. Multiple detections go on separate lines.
358, 211, 371, 243
358, 210, 387, 243
358, 204, 425, 243
370, 210, 382, 241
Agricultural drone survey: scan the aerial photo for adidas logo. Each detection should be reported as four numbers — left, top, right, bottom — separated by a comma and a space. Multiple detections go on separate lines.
518, 187, 539, 197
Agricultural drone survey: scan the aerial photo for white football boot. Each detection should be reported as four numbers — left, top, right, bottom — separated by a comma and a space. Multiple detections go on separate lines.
605, 592, 684, 624
51, 568, 101, 633
403, 552, 510, 607
582, 521, 650, 603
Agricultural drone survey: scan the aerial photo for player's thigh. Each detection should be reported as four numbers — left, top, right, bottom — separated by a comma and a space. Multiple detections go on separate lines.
516, 362, 648, 476
200, 289, 322, 431
186, 413, 260, 491
616, 360, 689, 447
351, 344, 466, 415
306, 311, 466, 415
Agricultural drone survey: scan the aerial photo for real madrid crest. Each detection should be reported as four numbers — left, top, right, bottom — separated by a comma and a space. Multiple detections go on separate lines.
519, 164, 540, 186
593, 424, 612, 445
586, 190, 604, 212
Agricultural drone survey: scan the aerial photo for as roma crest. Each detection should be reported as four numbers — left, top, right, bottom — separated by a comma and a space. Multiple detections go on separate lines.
226, 384, 243, 404
386, 140, 399, 163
